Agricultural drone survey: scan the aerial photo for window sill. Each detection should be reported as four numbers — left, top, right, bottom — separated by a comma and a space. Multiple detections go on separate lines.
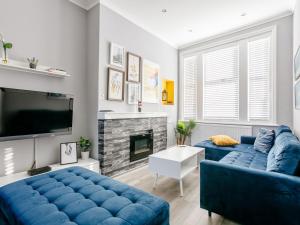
187, 120, 279, 127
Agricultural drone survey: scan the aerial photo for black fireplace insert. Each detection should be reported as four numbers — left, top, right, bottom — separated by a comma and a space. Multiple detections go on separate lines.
130, 130, 153, 162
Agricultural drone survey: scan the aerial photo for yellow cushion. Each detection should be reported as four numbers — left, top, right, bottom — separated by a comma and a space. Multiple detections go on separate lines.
209, 135, 239, 146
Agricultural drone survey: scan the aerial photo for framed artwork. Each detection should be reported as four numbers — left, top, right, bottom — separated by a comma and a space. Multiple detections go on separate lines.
110, 43, 125, 68
127, 52, 141, 82
107, 68, 125, 101
295, 46, 300, 80
295, 79, 300, 110
142, 59, 160, 103
128, 83, 140, 104
60, 142, 77, 165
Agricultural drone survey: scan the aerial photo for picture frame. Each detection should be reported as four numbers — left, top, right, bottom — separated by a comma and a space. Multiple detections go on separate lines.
295, 79, 300, 110
110, 42, 125, 68
107, 67, 125, 101
294, 46, 300, 81
60, 142, 78, 165
142, 59, 160, 103
127, 52, 141, 82
127, 83, 140, 104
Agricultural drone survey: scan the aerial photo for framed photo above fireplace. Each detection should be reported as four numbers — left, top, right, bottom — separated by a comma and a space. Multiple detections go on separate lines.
110, 42, 125, 68
127, 52, 141, 82
107, 67, 125, 101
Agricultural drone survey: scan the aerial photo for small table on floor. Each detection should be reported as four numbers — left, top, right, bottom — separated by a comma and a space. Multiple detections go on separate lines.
149, 145, 204, 197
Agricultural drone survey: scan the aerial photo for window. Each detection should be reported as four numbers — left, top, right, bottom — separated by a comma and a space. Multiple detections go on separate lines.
203, 45, 239, 120
248, 36, 272, 121
183, 56, 197, 120
181, 28, 275, 123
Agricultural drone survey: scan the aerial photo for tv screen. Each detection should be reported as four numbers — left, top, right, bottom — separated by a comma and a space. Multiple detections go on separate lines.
0, 88, 73, 141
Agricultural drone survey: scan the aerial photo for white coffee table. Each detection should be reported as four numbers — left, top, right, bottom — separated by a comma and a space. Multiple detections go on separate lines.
149, 145, 204, 196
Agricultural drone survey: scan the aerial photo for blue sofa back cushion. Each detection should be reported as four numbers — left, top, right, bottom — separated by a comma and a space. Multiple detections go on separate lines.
267, 132, 300, 175
274, 125, 292, 137
254, 128, 275, 154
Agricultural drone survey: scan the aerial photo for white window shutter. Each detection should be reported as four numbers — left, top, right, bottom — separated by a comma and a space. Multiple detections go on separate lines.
203, 45, 239, 120
248, 36, 272, 121
183, 56, 197, 120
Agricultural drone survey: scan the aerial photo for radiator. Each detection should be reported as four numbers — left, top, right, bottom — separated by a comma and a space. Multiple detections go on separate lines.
191, 123, 252, 146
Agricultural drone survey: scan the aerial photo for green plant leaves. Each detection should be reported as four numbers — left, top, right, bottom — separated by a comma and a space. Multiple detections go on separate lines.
3, 42, 12, 49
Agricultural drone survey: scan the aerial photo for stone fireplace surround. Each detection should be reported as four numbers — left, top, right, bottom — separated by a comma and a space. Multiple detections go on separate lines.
98, 112, 168, 176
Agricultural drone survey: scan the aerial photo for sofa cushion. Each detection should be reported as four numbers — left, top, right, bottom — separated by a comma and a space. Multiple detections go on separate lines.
274, 125, 292, 137
267, 132, 300, 175
220, 151, 268, 170
209, 135, 239, 146
254, 128, 275, 154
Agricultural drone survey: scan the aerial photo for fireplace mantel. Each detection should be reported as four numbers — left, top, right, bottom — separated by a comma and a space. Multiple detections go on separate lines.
98, 112, 168, 120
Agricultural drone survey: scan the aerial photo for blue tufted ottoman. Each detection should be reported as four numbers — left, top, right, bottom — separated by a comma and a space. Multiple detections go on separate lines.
0, 167, 169, 225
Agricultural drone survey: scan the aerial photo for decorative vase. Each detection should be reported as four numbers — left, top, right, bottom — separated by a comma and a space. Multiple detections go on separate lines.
2, 50, 8, 64
81, 151, 90, 160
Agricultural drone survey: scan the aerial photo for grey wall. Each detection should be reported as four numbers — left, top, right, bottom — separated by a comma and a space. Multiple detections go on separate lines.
87, 5, 100, 159
99, 5, 178, 146
294, 1, 300, 137
0, 0, 88, 176
180, 15, 294, 128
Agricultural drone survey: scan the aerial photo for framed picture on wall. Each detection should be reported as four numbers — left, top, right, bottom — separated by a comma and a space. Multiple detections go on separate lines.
128, 83, 140, 104
127, 52, 141, 82
110, 42, 125, 68
295, 79, 300, 110
107, 67, 125, 101
294, 46, 300, 80
142, 59, 160, 103
60, 142, 77, 165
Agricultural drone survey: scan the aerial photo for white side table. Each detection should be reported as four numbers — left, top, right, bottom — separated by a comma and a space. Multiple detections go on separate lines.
149, 146, 204, 196
0, 158, 100, 187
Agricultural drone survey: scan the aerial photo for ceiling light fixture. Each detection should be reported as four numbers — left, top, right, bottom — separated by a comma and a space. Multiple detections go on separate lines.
188, 29, 193, 33
241, 12, 247, 17
162, 9, 167, 13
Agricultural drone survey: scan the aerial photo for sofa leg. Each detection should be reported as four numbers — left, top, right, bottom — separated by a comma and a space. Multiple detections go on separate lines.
208, 211, 212, 217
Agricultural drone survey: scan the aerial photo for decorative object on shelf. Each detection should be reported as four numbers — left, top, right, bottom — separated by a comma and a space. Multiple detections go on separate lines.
60, 142, 78, 165
110, 42, 125, 68
27, 57, 38, 69
142, 59, 160, 103
107, 67, 125, 101
138, 100, 142, 112
295, 46, 300, 80
162, 88, 168, 102
0, 34, 13, 64
128, 83, 140, 104
295, 79, 300, 110
79, 136, 92, 160
175, 120, 196, 145
127, 52, 141, 82
162, 79, 174, 105
46, 68, 67, 75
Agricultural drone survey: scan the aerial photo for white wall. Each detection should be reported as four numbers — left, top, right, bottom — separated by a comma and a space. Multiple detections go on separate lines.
99, 5, 178, 146
87, 5, 100, 159
0, 0, 89, 176
294, 0, 300, 137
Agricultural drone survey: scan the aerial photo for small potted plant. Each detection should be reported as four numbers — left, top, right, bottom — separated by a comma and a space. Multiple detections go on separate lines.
175, 120, 196, 146
27, 57, 39, 69
0, 34, 13, 64
79, 136, 92, 160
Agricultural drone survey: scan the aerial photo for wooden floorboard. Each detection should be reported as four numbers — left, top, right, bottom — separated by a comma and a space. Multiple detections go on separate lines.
114, 165, 240, 225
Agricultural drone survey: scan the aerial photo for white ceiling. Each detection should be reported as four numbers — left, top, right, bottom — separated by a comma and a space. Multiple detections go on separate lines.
100, 0, 296, 48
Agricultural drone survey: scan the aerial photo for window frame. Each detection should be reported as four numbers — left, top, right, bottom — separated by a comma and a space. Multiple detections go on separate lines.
179, 26, 277, 125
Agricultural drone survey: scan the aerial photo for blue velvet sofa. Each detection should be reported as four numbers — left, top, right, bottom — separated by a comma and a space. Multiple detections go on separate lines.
195, 125, 300, 225
0, 167, 169, 225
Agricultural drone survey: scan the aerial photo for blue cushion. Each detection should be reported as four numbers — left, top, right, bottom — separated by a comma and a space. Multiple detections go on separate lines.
220, 151, 268, 170
274, 125, 292, 137
253, 128, 275, 154
267, 132, 300, 175
0, 167, 169, 225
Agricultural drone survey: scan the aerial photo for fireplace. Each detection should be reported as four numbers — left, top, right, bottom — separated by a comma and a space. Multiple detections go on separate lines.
130, 130, 153, 162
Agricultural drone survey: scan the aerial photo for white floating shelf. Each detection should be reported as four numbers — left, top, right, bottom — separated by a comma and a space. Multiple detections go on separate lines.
0, 59, 70, 78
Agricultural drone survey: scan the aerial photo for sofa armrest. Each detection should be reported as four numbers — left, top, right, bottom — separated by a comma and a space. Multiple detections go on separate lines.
240, 135, 256, 145
200, 160, 300, 225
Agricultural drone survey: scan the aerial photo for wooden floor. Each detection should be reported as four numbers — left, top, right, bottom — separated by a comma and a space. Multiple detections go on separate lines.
115, 165, 240, 225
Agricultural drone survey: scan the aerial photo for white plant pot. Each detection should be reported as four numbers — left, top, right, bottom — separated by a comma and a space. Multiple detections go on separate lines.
81, 151, 90, 160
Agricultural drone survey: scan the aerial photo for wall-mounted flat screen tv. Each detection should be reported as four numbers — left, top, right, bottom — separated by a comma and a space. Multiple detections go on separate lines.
0, 87, 73, 141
